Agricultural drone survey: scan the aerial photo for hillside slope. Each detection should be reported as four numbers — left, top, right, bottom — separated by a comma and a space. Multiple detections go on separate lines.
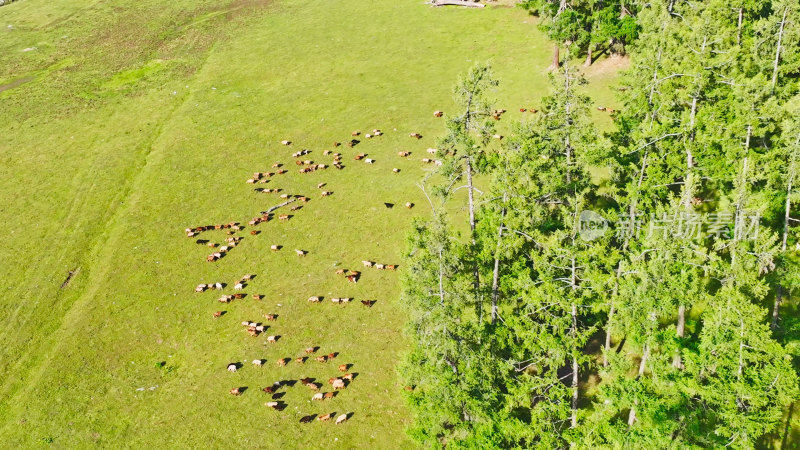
0, 0, 619, 446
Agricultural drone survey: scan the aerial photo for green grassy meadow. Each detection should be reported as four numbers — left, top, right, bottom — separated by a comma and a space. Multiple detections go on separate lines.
0, 0, 620, 446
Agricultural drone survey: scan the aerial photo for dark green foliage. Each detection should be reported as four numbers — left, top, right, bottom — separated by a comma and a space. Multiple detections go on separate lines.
401, 0, 800, 446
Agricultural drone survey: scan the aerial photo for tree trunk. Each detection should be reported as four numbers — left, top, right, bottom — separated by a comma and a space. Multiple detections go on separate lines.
584, 45, 593, 66
466, 157, 476, 235
732, 154, 749, 267
490, 255, 500, 325
604, 262, 623, 367
673, 305, 685, 369
628, 400, 639, 427
737, 318, 745, 382
771, 7, 788, 94
773, 135, 798, 330
551, 44, 560, 70
570, 257, 579, 428
638, 342, 649, 378
603, 302, 615, 368
438, 249, 445, 304
571, 351, 579, 428
490, 200, 507, 325
773, 287, 783, 331
648, 49, 662, 106
682, 95, 698, 209
737, 8, 743, 47
466, 157, 482, 322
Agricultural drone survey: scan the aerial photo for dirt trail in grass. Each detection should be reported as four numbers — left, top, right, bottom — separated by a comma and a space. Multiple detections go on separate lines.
0, 0, 274, 425
0, 76, 33, 93
0, 91, 195, 418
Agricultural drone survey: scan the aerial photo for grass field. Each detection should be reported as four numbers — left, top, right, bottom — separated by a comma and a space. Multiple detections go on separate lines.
0, 0, 621, 446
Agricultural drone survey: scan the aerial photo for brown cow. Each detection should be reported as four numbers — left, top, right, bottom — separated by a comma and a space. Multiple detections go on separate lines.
305, 347, 316, 354
276, 358, 288, 366
316, 355, 327, 363
410, 133, 422, 139
325, 392, 336, 400
338, 364, 348, 372
317, 413, 333, 422
229, 387, 242, 396
342, 373, 354, 381
264, 314, 277, 321
434, 110, 443, 117
279, 215, 290, 221
213, 311, 223, 318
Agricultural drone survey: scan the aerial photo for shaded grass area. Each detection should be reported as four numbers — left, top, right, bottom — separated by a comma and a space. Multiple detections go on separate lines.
0, 0, 622, 447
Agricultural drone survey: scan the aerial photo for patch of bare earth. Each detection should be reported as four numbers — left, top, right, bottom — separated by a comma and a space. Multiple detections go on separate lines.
584, 54, 630, 78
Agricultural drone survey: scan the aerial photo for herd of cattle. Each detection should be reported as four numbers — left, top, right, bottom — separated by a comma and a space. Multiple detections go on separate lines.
180, 115, 456, 426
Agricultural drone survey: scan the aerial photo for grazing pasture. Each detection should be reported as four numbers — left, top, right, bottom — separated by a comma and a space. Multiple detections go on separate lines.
0, 0, 619, 447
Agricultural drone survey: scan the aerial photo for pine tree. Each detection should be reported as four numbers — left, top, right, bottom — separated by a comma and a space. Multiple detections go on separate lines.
438, 63, 499, 323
